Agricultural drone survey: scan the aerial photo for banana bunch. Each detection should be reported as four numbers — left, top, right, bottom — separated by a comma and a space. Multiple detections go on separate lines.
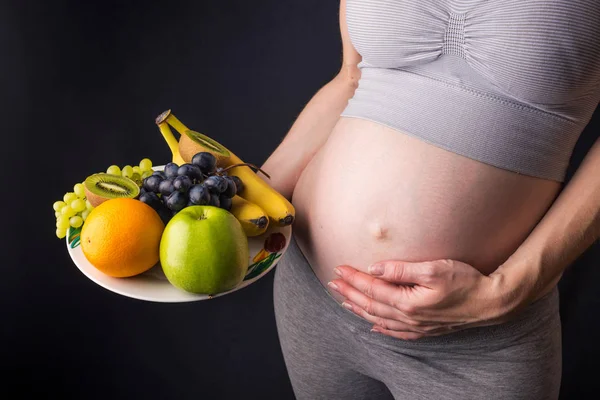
155, 110, 295, 237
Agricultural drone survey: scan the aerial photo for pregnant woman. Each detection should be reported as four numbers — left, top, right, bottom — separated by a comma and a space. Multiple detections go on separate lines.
264, 1, 600, 399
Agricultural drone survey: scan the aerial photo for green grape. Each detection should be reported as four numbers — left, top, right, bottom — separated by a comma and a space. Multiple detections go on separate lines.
81, 209, 90, 221
63, 192, 77, 204
55, 211, 62, 218
107, 165, 121, 176
61, 205, 76, 218
56, 216, 71, 230
70, 216, 84, 228
85, 200, 94, 211
141, 170, 152, 179
53, 200, 66, 212
56, 227, 67, 239
74, 183, 86, 198
71, 199, 86, 212
122, 165, 134, 178
133, 166, 142, 176
139, 158, 153, 172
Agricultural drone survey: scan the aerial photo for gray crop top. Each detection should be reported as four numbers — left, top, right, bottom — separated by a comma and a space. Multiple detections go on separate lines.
341, 0, 600, 182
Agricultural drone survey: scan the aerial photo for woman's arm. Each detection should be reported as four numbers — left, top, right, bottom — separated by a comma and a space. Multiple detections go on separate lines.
492, 137, 600, 312
261, 0, 361, 199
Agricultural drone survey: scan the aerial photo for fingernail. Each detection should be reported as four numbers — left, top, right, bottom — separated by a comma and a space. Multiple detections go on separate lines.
327, 281, 339, 291
368, 264, 384, 276
370, 327, 381, 333
342, 302, 353, 311
333, 267, 342, 276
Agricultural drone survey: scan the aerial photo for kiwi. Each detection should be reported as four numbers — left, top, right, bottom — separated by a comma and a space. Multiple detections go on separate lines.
178, 130, 231, 165
84, 173, 141, 207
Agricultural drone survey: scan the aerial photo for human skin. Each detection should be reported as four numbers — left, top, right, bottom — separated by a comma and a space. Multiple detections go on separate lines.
261, 0, 600, 339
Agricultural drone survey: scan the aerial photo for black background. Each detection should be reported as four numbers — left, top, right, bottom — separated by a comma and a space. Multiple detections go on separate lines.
3, 1, 599, 399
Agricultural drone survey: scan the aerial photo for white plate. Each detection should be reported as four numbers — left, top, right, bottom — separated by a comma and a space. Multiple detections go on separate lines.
66, 166, 292, 303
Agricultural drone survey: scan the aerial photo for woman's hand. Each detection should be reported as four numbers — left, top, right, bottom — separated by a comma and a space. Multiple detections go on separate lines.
328, 259, 519, 340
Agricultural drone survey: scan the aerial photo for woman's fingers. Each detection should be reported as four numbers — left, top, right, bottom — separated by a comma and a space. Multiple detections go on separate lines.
330, 280, 405, 320
342, 300, 444, 334
332, 266, 412, 309
330, 279, 444, 332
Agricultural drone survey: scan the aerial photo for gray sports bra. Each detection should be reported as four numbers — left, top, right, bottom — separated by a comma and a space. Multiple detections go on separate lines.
341, 0, 600, 181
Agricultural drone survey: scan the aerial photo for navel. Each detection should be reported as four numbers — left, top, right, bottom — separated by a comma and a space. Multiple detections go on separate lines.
369, 222, 389, 240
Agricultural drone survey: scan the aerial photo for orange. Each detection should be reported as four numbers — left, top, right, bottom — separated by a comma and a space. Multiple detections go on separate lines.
81, 198, 165, 277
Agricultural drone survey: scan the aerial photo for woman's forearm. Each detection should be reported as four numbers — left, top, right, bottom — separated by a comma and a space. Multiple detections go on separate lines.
261, 67, 360, 199
492, 138, 600, 310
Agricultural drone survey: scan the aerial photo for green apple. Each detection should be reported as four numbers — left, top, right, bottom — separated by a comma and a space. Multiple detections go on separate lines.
160, 205, 249, 295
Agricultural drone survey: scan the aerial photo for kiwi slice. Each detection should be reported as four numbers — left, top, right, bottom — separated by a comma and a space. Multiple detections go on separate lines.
179, 130, 231, 165
84, 173, 141, 207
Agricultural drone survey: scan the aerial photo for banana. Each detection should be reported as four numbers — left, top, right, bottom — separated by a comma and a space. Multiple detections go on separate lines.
156, 110, 296, 227
230, 196, 269, 237
155, 112, 186, 165
224, 157, 295, 226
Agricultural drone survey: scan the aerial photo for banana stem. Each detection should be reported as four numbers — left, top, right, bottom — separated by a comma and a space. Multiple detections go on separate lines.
219, 162, 271, 179
155, 109, 190, 136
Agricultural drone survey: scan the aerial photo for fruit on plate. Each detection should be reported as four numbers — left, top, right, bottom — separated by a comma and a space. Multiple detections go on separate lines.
155, 110, 231, 166
135, 152, 266, 238
160, 205, 249, 295
155, 110, 295, 227
105, 157, 155, 185
229, 196, 269, 237
53, 185, 96, 239
53, 158, 155, 239
137, 155, 239, 224
155, 112, 186, 166
84, 173, 141, 207
81, 198, 165, 277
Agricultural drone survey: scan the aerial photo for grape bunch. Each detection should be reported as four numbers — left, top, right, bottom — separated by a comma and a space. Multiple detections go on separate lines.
138, 152, 244, 225
105, 157, 154, 184
53, 183, 95, 239
52, 157, 155, 239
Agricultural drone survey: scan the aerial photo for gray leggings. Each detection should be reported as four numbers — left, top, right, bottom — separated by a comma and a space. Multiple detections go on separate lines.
273, 237, 562, 400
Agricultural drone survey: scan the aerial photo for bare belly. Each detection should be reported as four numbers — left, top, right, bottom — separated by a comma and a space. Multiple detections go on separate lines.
291, 117, 561, 301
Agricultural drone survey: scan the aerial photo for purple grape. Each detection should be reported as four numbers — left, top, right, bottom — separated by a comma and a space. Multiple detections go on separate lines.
177, 163, 202, 182
203, 175, 228, 193
139, 192, 162, 210
152, 170, 167, 179
188, 184, 210, 205
188, 164, 204, 182
209, 193, 220, 207
219, 195, 232, 211
173, 175, 192, 193
163, 162, 179, 178
221, 176, 237, 198
165, 191, 188, 212
191, 152, 217, 175
158, 178, 175, 197
230, 176, 244, 194
143, 175, 164, 193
